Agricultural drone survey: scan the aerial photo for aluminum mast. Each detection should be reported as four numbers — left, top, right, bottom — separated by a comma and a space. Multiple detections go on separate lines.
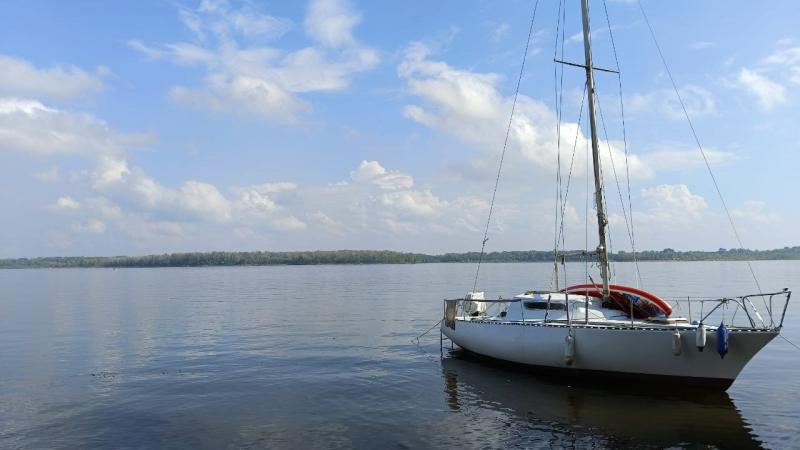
580, 0, 611, 299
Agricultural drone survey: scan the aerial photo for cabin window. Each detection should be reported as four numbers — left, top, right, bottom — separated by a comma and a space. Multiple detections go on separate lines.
523, 301, 566, 310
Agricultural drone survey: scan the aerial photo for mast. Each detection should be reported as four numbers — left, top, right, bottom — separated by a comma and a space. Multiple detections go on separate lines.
580, 0, 611, 299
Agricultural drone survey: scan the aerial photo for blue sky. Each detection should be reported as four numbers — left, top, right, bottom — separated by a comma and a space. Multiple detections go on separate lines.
0, 0, 798, 257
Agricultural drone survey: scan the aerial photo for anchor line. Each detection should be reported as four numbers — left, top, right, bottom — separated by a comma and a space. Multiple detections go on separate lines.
412, 319, 443, 345
779, 334, 800, 353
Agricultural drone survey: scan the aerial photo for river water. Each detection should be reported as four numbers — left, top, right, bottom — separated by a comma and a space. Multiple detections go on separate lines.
0, 261, 798, 449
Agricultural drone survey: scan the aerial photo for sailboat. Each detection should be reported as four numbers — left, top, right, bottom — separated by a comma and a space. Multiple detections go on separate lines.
441, 0, 791, 390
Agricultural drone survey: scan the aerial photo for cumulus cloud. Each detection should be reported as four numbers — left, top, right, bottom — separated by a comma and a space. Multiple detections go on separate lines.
398, 42, 653, 180
45, 195, 188, 244
638, 184, 707, 223
310, 210, 346, 234
108, 170, 233, 223
130, 0, 379, 123
0, 98, 153, 158
232, 182, 307, 230
732, 200, 783, 225
0, 55, 106, 100
0, 96, 238, 234
72, 219, 106, 234
350, 160, 414, 190
381, 190, 442, 217
47, 196, 80, 212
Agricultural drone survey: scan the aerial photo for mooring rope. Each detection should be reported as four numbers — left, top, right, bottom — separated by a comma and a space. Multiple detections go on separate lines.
780, 334, 800, 352
411, 319, 443, 345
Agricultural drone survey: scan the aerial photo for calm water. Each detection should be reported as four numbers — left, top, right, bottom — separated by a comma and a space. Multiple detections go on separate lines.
1, 261, 798, 449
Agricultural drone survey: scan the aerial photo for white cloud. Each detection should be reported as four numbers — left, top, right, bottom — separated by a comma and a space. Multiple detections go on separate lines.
130, 0, 378, 123
269, 215, 308, 231
48, 195, 188, 242
736, 68, 786, 111
732, 200, 783, 225
0, 55, 106, 100
381, 190, 443, 217
350, 160, 414, 190
93, 155, 131, 188
398, 42, 652, 180
232, 183, 307, 230
627, 85, 716, 120
305, 0, 360, 48
638, 184, 707, 223
112, 171, 234, 223
310, 210, 346, 233
228, 9, 293, 39
72, 219, 106, 234
0, 94, 318, 238
567, 27, 610, 44
0, 98, 153, 157
169, 77, 311, 123
132, 220, 185, 239
47, 196, 80, 212
761, 47, 800, 67
179, 180, 232, 222
0, 97, 241, 227
689, 41, 716, 50
247, 181, 298, 193
730, 45, 800, 110
761, 47, 800, 88
491, 23, 510, 43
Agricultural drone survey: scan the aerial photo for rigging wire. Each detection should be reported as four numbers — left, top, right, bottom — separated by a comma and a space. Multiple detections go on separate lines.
585, 113, 590, 286
602, 0, 642, 288
472, 0, 541, 293
595, 92, 639, 282
637, 0, 763, 294
556, 83, 588, 256
552, 0, 567, 289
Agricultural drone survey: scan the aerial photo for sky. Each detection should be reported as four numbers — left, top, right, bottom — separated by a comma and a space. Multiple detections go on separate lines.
0, 0, 798, 257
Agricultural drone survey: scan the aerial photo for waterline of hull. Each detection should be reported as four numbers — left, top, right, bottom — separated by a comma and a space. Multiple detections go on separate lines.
442, 319, 778, 390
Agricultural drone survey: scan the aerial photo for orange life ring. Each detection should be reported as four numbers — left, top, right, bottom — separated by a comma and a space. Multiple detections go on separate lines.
563, 283, 673, 318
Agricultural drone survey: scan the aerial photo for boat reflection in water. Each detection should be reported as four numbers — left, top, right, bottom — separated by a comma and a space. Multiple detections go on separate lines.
442, 350, 763, 449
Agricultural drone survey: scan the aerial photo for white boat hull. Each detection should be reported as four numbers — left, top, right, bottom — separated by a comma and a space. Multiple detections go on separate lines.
442, 319, 777, 390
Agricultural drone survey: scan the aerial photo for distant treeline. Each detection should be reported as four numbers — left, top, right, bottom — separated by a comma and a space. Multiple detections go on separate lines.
2, 247, 800, 269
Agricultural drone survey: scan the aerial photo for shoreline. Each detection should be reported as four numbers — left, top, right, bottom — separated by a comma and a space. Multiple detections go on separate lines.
2, 247, 800, 269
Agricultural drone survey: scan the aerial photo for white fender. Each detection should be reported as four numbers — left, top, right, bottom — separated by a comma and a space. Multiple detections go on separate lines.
564, 333, 575, 366
672, 331, 682, 356
696, 324, 707, 352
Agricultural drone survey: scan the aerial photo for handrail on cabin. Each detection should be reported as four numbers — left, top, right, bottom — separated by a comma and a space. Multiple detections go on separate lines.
443, 298, 521, 303
444, 289, 790, 330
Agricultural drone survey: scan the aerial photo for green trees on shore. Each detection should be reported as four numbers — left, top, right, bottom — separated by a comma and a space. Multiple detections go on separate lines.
2, 246, 800, 269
